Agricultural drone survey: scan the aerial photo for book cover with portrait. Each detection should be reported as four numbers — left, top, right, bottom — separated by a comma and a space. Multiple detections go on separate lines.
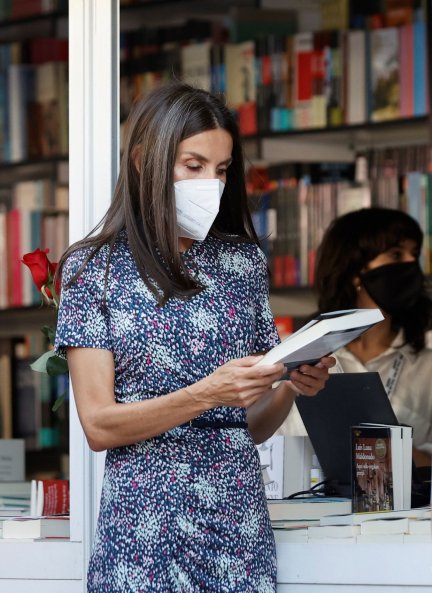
351, 425, 394, 513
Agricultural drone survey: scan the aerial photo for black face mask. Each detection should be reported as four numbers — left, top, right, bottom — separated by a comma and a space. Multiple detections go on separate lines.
360, 261, 424, 316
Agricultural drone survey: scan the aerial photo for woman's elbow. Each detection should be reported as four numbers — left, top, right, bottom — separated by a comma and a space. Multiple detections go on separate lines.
80, 416, 110, 452
248, 425, 268, 445
86, 435, 107, 452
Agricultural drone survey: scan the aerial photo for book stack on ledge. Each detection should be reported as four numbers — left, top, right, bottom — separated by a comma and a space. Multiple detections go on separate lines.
0, 481, 31, 516
0, 478, 69, 541
273, 507, 431, 544
268, 497, 351, 522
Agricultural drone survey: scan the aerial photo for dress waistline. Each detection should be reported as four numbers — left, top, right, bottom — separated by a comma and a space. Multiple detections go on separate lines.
181, 420, 248, 429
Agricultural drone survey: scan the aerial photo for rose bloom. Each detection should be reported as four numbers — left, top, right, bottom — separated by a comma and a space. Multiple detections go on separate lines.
22, 248, 60, 298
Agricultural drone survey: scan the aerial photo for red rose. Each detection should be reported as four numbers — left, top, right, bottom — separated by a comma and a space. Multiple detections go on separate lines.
22, 248, 59, 299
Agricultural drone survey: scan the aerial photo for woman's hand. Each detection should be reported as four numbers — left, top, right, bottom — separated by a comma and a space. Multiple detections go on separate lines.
287, 356, 336, 396
185, 355, 286, 410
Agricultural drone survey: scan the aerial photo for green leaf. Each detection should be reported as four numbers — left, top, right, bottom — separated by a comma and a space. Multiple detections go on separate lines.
41, 325, 56, 345
30, 350, 56, 373
52, 392, 66, 412
46, 355, 69, 376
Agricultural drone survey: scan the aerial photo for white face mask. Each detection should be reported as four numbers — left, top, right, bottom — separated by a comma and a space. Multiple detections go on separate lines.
174, 178, 225, 242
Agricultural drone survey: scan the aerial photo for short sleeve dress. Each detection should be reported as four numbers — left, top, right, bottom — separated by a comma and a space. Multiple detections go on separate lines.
55, 231, 280, 593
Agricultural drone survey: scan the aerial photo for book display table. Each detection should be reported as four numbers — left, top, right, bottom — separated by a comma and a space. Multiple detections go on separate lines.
276, 542, 432, 592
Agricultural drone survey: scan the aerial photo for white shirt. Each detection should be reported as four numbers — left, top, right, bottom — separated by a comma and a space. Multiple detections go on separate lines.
277, 331, 432, 455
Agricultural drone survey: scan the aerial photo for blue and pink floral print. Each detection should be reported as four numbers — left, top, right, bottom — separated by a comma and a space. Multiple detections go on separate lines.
55, 231, 280, 593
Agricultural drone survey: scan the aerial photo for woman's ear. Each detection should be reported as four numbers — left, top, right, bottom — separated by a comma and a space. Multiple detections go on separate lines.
352, 275, 362, 293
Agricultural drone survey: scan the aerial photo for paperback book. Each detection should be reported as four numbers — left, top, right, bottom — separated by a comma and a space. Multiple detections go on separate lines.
30, 478, 69, 517
319, 506, 430, 526
351, 424, 412, 512
267, 497, 351, 521
2, 516, 70, 539
256, 308, 383, 372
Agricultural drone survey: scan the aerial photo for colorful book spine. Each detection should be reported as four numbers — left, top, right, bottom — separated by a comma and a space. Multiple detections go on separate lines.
413, 19, 427, 116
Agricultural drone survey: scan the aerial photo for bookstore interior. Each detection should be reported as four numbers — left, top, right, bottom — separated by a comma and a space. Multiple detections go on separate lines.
0, 0, 431, 591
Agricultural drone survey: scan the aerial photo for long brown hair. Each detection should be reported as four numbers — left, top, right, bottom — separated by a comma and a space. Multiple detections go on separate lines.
58, 83, 259, 305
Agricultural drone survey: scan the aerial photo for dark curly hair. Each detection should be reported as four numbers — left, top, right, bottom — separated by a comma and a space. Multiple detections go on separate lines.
314, 207, 431, 352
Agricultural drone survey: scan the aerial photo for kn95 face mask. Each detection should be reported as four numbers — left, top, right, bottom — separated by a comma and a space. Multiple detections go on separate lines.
174, 178, 225, 241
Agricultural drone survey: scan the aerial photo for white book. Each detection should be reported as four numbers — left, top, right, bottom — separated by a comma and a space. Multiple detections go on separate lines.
0, 481, 31, 499
258, 435, 314, 500
360, 517, 410, 535
224, 41, 256, 108
307, 524, 360, 539
268, 497, 351, 521
319, 506, 430, 526
407, 518, 432, 536
0, 507, 30, 517
256, 308, 383, 371
403, 533, 432, 543
2, 516, 69, 539
258, 435, 284, 499
356, 533, 404, 543
181, 42, 211, 91
273, 527, 308, 544
346, 30, 367, 124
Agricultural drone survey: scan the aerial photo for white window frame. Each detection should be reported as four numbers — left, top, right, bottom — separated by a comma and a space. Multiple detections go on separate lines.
0, 2, 119, 591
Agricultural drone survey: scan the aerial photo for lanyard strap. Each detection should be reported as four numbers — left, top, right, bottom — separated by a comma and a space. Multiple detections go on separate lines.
384, 351, 405, 399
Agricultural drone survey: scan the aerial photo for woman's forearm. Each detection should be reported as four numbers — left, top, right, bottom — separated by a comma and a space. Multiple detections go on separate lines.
246, 381, 296, 444
82, 386, 211, 451
68, 348, 286, 452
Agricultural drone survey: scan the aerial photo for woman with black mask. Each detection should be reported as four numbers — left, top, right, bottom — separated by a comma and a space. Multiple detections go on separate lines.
278, 207, 432, 468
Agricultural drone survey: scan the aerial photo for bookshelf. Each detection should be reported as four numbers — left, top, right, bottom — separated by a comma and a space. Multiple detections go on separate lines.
0, 0, 429, 469
0, 2, 429, 592
118, 0, 432, 297
0, 3, 69, 481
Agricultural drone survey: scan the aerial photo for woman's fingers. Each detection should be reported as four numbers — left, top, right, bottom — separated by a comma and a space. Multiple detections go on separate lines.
315, 356, 337, 370
288, 357, 334, 396
198, 358, 286, 408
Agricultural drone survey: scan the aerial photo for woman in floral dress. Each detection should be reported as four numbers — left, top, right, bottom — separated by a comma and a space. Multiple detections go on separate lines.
55, 83, 333, 593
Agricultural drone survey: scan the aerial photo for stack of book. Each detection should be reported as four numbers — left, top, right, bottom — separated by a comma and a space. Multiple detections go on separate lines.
0, 481, 31, 516
0, 478, 69, 540
268, 497, 351, 522
273, 507, 431, 544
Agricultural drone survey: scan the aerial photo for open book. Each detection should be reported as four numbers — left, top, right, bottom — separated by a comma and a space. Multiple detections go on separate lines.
256, 308, 384, 371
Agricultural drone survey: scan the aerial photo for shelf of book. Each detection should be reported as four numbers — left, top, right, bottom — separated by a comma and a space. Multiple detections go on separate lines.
260, 117, 432, 158
120, 0, 256, 22
244, 115, 430, 141
0, 0, 69, 485
0, 10, 68, 30
0, 155, 68, 172
0, 307, 56, 337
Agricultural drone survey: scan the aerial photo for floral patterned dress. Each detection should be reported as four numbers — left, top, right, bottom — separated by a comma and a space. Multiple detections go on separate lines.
55, 232, 280, 593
